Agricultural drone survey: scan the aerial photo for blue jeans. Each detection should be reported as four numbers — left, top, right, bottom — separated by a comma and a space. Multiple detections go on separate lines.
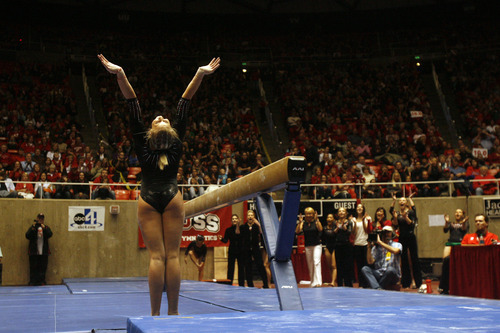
361, 266, 399, 289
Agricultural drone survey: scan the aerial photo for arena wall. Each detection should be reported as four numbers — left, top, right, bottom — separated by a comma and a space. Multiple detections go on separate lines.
0, 197, 498, 286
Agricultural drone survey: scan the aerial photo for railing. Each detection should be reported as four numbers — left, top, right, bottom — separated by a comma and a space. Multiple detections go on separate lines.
1, 178, 498, 200
302, 178, 500, 200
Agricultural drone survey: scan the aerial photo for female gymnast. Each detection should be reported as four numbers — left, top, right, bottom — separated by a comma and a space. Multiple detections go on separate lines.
98, 54, 220, 316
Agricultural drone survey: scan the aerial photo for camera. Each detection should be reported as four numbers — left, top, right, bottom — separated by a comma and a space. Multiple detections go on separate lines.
368, 230, 381, 243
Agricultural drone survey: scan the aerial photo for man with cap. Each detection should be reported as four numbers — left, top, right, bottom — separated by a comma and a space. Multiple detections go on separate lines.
361, 225, 403, 289
25, 213, 53, 285
184, 235, 207, 281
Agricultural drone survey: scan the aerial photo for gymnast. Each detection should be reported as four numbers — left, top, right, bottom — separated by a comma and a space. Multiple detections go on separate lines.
98, 54, 220, 316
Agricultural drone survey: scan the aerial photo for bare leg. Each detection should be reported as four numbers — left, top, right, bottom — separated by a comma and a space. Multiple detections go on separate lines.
325, 249, 338, 286
261, 248, 272, 286
162, 192, 184, 315
138, 198, 165, 316
442, 246, 451, 259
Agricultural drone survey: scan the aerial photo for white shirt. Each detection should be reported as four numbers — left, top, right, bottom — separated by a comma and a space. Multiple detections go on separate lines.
353, 217, 371, 246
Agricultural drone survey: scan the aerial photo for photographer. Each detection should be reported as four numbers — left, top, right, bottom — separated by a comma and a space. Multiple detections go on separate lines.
25, 213, 53, 286
361, 226, 402, 290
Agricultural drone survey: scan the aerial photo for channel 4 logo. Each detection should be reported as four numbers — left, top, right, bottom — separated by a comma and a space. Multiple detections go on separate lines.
69, 206, 105, 231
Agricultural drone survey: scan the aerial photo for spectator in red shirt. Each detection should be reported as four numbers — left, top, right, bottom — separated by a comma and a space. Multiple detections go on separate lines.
473, 166, 498, 196
310, 166, 323, 185
0, 144, 12, 167
461, 214, 498, 245
46, 164, 61, 182
9, 161, 23, 181
28, 164, 42, 182
16, 172, 34, 198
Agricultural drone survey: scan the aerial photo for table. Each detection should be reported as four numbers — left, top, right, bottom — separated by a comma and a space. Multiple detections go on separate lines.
449, 245, 500, 299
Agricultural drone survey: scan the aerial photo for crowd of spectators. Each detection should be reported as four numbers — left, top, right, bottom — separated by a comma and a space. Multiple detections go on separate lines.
277, 59, 499, 199
0, 10, 498, 201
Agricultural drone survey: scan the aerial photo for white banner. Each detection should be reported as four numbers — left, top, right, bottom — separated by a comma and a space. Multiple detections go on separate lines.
68, 206, 105, 231
410, 110, 423, 118
472, 148, 488, 159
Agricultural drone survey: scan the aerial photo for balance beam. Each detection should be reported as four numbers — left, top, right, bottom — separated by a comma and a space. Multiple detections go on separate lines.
184, 156, 306, 218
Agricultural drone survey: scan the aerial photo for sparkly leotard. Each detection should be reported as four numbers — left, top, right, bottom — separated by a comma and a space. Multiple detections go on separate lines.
128, 97, 190, 213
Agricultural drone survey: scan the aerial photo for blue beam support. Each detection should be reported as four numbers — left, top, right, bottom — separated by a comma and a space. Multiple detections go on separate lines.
255, 187, 303, 311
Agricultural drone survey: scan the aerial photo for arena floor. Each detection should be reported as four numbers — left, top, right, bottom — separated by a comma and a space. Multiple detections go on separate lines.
0, 278, 499, 332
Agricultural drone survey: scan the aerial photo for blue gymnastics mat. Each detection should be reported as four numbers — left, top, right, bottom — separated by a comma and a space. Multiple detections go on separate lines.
129, 284, 500, 333
2, 279, 500, 332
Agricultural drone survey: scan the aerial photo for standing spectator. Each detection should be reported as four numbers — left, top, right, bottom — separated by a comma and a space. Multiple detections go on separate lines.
390, 193, 422, 289
439, 209, 468, 295
335, 207, 354, 287
184, 235, 207, 281
111, 151, 129, 182
25, 213, 53, 285
322, 213, 337, 286
219, 214, 244, 286
370, 207, 393, 234
295, 207, 323, 288
240, 210, 269, 288
351, 203, 371, 288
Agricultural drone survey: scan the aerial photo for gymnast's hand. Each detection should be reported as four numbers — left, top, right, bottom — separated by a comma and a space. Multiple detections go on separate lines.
97, 54, 124, 76
197, 57, 221, 76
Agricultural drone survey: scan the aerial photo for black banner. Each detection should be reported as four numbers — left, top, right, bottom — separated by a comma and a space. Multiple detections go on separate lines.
249, 199, 358, 223
484, 198, 500, 218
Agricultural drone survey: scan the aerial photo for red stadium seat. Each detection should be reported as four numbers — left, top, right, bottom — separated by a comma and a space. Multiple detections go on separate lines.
115, 189, 130, 200
130, 189, 140, 200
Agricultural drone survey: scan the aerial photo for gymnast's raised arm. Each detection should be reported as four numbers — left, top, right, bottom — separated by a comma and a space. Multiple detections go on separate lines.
97, 54, 136, 99
182, 57, 220, 100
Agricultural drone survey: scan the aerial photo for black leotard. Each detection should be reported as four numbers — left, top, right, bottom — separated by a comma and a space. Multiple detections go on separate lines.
128, 97, 190, 213
322, 226, 337, 253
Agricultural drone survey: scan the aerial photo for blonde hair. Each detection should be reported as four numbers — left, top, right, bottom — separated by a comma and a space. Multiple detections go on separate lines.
146, 126, 179, 170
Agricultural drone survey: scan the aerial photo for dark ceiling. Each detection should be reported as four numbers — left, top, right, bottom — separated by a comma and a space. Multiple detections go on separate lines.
34, 0, 470, 14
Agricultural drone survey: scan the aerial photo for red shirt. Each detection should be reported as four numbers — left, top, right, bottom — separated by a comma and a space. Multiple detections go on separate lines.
461, 232, 499, 245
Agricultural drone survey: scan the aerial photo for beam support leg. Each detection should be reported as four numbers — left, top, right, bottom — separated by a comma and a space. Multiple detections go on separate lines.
255, 184, 303, 311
